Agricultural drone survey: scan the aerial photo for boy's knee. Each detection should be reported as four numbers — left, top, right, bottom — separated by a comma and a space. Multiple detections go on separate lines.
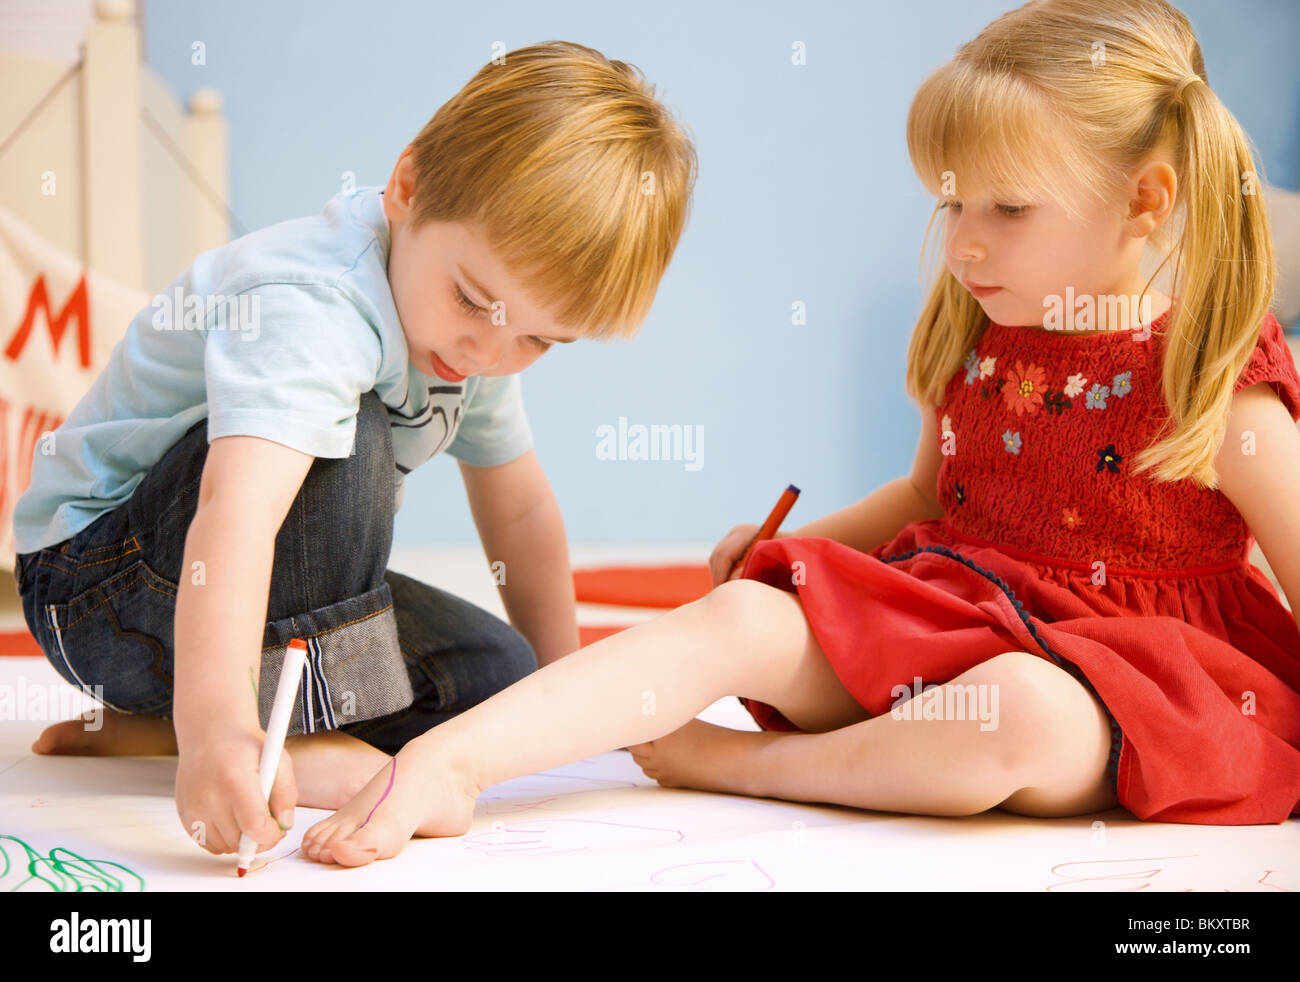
306, 389, 394, 508
477, 620, 538, 691
353, 389, 393, 463
500, 626, 538, 681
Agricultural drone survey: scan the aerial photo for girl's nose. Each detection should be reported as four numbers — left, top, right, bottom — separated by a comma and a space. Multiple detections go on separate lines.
946, 211, 985, 265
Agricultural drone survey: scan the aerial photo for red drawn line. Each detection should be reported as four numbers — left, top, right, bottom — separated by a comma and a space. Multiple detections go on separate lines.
247, 846, 301, 876
1046, 854, 1199, 892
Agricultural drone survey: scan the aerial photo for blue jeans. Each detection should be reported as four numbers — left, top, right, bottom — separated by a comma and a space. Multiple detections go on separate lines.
13, 390, 537, 755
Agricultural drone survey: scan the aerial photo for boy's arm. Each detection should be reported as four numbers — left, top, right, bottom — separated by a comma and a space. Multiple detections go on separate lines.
786, 414, 946, 552
1215, 382, 1300, 633
459, 451, 581, 669
172, 435, 314, 851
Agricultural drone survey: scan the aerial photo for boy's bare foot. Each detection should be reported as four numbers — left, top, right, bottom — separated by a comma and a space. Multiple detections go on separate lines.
626, 718, 773, 796
284, 730, 392, 811
32, 709, 389, 811
301, 741, 480, 868
32, 710, 178, 756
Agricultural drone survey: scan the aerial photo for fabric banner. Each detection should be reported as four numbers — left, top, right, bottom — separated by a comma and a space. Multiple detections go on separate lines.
0, 204, 147, 570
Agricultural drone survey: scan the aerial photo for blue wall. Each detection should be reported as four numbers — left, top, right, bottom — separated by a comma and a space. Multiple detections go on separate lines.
143, 0, 1300, 546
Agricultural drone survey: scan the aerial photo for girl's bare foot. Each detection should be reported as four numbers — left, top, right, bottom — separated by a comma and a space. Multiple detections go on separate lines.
32, 710, 178, 756
301, 740, 480, 868
284, 730, 392, 811
627, 718, 775, 796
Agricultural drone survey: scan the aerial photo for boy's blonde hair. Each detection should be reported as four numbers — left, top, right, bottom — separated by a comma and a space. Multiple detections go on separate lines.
905, 0, 1275, 488
406, 40, 699, 340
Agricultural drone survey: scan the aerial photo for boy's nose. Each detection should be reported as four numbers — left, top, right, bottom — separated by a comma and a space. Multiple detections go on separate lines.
462, 322, 510, 373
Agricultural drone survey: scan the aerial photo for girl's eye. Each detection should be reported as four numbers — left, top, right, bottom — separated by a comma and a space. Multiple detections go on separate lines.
528, 336, 552, 352
938, 201, 1028, 217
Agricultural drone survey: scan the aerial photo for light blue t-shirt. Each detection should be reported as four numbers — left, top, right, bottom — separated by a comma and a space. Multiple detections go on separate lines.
12, 187, 534, 555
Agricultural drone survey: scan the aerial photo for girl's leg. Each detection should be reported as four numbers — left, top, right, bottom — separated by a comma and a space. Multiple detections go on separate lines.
300, 577, 912, 864
635, 650, 1118, 818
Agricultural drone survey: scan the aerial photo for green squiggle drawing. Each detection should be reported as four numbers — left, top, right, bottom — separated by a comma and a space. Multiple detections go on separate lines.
0, 834, 145, 892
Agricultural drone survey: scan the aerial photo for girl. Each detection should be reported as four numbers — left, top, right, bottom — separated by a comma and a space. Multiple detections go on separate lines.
295, 0, 1300, 867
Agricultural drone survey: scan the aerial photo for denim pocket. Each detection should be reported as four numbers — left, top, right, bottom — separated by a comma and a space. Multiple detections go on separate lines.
43, 558, 179, 715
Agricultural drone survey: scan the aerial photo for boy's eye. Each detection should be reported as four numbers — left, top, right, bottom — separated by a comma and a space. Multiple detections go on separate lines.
454, 285, 483, 314
456, 286, 552, 352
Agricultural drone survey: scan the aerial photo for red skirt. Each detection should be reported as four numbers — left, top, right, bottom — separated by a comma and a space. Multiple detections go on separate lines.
735, 520, 1300, 825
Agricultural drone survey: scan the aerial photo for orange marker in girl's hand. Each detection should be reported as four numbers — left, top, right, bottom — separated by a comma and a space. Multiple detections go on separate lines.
728, 484, 801, 579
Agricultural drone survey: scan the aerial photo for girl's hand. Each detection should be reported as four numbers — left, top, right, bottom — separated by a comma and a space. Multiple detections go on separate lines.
175, 725, 297, 858
709, 523, 762, 587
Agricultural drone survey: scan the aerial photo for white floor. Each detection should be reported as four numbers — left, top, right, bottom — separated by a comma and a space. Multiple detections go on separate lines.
0, 543, 1295, 891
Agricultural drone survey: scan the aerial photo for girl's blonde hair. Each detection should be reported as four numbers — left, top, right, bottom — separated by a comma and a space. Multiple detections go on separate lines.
407, 40, 699, 340
905, 0, 1275, 487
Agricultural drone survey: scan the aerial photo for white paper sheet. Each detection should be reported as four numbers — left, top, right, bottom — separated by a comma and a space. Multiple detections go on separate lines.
1, 656, 1295, 891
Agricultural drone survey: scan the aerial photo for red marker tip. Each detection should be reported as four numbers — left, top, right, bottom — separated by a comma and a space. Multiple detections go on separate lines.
237, 867, 247, 877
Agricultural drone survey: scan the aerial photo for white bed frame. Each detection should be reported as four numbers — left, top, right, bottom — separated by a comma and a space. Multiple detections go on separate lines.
0, 0, 228, 293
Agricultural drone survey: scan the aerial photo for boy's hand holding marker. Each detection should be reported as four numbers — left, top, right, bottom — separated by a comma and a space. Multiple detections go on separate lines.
174, 640, 308, 868
174, 722, 296, 863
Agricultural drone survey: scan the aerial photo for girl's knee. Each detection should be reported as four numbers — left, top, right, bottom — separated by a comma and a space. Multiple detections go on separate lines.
701, 576, 793, 625
975, 650, 1106, 777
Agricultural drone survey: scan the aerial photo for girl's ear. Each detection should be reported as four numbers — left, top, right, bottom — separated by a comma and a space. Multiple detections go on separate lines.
1125, 159, 1178, 238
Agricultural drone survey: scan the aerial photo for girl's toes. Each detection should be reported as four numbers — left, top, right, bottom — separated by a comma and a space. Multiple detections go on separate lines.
329, 825, 385, 867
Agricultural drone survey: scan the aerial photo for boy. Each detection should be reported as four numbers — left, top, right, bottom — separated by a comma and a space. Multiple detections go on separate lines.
11, 40, 698, 860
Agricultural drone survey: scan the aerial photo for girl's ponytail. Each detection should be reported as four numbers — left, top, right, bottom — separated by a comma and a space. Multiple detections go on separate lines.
1132, 70, 1276, 487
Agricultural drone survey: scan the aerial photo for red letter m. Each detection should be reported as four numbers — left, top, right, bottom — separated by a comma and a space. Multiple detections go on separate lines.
5, 274, 91, 367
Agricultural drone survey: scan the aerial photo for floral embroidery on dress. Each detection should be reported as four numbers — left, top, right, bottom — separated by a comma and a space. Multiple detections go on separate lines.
963, 349, 981, 384
1002, 361, 1047, 416
1085, 382, 1111, 410
1096, 444, 1122, 473
1111, 371, 1133, 397
1061, 507, 1084, 529
954, 481, 966, 505
1064, 373, 1088, 398
941, 413, 952, 435
1042, 389, 1072, 415
1002, 429, 1022, 454
979, 355, 996, 378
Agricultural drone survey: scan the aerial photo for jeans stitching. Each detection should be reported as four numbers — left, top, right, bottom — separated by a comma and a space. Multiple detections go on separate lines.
257, 600, 395, 652
73, 538, 142, 571
52, 564, 177, 632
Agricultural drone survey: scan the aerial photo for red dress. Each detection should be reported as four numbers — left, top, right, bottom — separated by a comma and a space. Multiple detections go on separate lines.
738, 308, 1300, 825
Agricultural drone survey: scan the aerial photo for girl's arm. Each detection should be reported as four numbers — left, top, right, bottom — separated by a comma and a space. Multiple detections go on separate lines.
1215, 383, 1300, 632
787, 417, 945, 554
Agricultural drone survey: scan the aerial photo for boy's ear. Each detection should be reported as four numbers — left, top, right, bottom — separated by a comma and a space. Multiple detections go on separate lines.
383, 146, 418, 223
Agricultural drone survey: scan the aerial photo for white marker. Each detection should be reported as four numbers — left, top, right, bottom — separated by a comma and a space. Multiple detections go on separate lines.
236, 637, 308, 877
